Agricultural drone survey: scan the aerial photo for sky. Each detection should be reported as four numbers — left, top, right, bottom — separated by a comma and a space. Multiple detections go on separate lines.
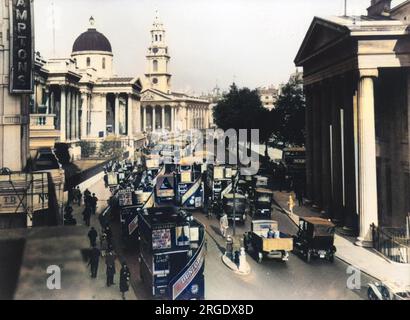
34, 0, 404, 94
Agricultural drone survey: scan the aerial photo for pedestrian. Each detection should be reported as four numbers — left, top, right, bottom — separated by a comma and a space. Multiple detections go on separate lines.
91, 193, 98, 215
88, 227, 98, 247
88, 244, 100, 279
83, 206, 92, 227
105, 250, 116, 287
104, 173, 109, 188
76, 186, 82, 206
104, 226, 113, 247
119, 262, 131, 300
219, 213, 229, 238
84, 189, 91, 207
287, 194, 295, 214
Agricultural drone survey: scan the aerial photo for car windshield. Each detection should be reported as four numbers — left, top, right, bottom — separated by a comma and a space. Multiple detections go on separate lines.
313, 224, 335, 237
258, 195, 271, 202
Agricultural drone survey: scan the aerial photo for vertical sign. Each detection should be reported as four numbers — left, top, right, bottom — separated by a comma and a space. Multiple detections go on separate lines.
9, 0, 34, 93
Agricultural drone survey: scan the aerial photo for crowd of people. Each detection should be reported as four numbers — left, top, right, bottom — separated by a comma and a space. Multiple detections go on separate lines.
86, 225, 131, 300
64, 187, 98, 227
64, 181, 131, 300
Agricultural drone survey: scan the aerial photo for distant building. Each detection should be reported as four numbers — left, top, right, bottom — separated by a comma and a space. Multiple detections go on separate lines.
140, 15, 211, 132
257, 86, 279, 110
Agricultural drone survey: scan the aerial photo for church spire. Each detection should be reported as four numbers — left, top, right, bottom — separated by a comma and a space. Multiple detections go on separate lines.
145, 13, 172, 93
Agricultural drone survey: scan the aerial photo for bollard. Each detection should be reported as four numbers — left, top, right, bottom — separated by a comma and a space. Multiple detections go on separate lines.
238, 247, 248, 273
226, 235, 233, 260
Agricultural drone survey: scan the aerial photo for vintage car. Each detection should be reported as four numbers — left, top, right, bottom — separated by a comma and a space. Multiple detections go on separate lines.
243, 220, 293, 263
293, 217, 336, 262
222, 193, 247, 223
368, 282, 410, 300
252, 188, 274, 218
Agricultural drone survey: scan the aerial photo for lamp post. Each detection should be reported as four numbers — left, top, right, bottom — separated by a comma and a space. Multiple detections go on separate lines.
231, 166, 239, 236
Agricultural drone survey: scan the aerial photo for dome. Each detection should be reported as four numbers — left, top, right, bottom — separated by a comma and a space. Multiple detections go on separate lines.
72, 28, 112, 53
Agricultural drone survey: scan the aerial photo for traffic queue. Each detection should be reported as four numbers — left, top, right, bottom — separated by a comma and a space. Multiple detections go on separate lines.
102, 132, 338, 299
103, 136, 208, 300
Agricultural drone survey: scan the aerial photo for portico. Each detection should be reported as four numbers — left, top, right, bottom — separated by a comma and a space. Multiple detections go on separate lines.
295, 5, 410, 245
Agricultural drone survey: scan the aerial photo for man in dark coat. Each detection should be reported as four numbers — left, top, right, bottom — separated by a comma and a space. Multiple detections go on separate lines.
88, 227, 98, 247
119, 262, 131, 300
105, 250, 116, 287
88, 245, 100, 279
84, 189, 92, 208
104, 226, 113, 246
90, 193, 98, 215
83, 206, 92, 227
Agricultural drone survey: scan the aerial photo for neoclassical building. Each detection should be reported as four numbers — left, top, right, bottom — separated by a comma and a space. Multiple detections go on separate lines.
30, 16, 211, 160
31, 17, 142, 160
140, 16, 211, 132
295, 0, 410, 246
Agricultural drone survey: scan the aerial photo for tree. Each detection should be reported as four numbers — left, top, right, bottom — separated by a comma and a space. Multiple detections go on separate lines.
213, 83, 277, 158
274, 75, 306, 147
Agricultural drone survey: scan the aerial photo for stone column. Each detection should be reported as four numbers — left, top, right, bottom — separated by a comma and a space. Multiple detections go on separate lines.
67, 88, 72, 140
81, 92, 88, 139
153, 107, 156, 132
321, 82, 332, 213
304, 86, 314, 201
330, 77, 344, 223
128, 94, 133, 137
143, 106, 147, 131
342, 72, 358, 232
312, 85, 322, 207
171, 106, 175, 131
50, 91, 55, 115
76, 91, 80, 140
45, 88, 50, 114
114, 93, 120, 135
60, 86, 67, 142
356, 69, 379, 247
161, 106, 165, 130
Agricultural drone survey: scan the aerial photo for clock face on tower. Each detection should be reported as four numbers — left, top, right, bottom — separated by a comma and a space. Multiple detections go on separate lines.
152, 78, 158, 84
153, 47, 159, 54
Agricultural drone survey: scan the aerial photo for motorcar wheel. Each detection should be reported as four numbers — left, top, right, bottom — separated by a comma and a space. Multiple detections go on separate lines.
368, 287, 378, 300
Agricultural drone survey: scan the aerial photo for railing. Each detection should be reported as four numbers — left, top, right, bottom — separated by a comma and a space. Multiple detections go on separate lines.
30, 114, 56, 130
372, 224, 410, 264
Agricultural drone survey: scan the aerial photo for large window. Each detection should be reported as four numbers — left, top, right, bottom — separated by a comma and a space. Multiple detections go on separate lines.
153, 60, 158, 72
87, 57, 91, 67
102, 57, 106, 69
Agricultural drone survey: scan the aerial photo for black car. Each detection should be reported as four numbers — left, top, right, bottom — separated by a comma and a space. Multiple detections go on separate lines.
293, 217, 336, 262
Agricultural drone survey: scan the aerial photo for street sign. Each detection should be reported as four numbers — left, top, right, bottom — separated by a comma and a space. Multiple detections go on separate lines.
9, 0, 34, 93
0, 172, 49, 214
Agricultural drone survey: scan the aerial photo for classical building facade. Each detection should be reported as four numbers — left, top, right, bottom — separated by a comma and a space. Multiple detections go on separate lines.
295, 0, 410, 245
30, 17, 142, 160
140, 16, 211, 132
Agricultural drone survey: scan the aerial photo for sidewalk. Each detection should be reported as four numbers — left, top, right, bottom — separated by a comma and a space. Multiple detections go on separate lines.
274, 191, 410, 287
71, 172, 137, 300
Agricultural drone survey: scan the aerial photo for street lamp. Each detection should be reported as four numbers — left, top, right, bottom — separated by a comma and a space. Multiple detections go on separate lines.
231, 166, 239, 236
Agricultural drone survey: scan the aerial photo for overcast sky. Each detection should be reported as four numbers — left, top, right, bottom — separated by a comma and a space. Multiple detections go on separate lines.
34, 0, 403, 94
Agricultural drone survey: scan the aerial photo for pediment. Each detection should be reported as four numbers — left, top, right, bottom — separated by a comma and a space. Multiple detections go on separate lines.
141, 89, 172, 102
295, 17, 350, 65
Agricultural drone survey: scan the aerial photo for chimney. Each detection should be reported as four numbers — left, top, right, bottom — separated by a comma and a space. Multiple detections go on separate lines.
367, 0, 392, 17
